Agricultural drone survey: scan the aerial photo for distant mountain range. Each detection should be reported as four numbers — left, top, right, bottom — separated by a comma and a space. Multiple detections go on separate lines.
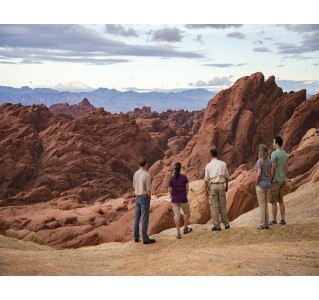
0, 86, 216, 113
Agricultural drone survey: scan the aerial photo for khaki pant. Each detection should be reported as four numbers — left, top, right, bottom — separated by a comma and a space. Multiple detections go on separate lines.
172, 203, 190, 221
209, 183, 229, 228
256, 186, 271, 227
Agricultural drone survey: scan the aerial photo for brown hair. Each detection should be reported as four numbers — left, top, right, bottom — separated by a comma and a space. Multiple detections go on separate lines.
174, 162, 181, 178
210, 147, 218, 157
139, 157, 147, 167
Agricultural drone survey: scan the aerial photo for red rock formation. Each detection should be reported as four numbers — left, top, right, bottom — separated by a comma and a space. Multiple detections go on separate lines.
227, 128, 319, 221
1, 72, 318, 248
0, 196, 176, 249
282, 94, 319, 152
0, 104, 165, 204
50, 98, 96, 118
152, 72, 308, 194
0, 103, 59, 199
128, 106, 204, 135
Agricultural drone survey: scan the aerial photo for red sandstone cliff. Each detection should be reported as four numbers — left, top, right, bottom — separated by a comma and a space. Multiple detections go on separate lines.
0, 104, 166, 204
151, 72, 318, 195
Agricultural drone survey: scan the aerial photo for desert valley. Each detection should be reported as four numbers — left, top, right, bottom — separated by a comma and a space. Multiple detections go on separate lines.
0, 72, 319, 275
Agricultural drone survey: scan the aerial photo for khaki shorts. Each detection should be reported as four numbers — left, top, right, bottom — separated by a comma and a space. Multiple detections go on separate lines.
271, 181, 285, 204
172, 203, 190, 221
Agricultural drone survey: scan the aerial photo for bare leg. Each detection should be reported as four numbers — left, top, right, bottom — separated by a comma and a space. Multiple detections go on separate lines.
272, 203, 278, 221
175, 219, 181, 234
183, 214, 190, 230
279, 202, 286, 220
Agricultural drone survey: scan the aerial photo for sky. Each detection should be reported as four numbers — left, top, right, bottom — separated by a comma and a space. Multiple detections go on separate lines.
1, 1, 319, 95
1, 24, 318, 95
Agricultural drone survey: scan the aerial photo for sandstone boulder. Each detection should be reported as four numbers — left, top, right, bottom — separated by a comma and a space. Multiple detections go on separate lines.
6, 229, 43, 244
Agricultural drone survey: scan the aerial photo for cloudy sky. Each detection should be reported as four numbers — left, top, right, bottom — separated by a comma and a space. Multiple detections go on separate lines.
1, 1, 319, 95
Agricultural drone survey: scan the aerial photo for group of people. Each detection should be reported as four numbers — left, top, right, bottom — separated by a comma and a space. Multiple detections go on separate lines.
132, 136, 288, 244
255, 136, 289, 229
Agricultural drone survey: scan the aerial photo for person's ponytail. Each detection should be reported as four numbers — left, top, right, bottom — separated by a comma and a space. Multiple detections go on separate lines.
174, 162, 181, 178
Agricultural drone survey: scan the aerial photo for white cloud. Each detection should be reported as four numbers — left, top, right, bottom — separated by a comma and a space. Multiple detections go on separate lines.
190, 77, 232, 87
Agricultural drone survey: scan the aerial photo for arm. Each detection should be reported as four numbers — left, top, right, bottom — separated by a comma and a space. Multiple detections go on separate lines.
271, 162, 276, 182
168, 186, 173, 196
132, 175, 135, 196
224, 164, 229, 192
256, 168, 261, 186
205, 180, 209, 196
146, 175, 152, 199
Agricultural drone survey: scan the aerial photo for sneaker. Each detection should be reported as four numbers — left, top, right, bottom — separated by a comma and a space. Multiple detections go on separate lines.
211, 226, 221, 231
176, 232, 181, 239
269, 220, 277, 225
183, 227, 192, 234
143, 238, 155, 244
224, 224, 230, 229
280, 219, 286, 225
134, 239, 139, 242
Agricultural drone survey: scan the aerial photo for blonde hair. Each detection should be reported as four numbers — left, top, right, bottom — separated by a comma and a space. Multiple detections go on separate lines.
258, 144, 269, 162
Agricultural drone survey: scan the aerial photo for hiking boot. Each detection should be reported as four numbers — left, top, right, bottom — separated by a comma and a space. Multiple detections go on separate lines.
183, 227, 192, 234
211, 226, 221, 231
143, 238, 156, 244
257, 225, 270, 230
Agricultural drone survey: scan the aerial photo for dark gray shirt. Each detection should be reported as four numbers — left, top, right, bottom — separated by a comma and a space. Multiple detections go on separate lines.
256, 158, 272, 189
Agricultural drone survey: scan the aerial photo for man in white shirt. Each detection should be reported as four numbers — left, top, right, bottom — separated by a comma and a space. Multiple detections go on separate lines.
133, 157, 155, 244
204, 147, 230, 231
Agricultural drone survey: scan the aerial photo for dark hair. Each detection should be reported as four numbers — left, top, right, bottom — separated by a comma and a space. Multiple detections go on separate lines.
174, 162, 181, 178
139, 157, 147, 167
210, 147, 218, 157
274, 136, 283, 147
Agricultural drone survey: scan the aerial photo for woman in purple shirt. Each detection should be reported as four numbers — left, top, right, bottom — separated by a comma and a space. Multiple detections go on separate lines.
256, 144, 273, 229
168, 162, 192, 239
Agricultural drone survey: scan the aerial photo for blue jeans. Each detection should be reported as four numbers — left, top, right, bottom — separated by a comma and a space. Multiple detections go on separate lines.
134, 195, 150, 242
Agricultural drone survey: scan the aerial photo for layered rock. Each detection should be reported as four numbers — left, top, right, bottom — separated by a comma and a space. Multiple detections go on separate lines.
0, 104, 165, 204
50, 98, 96, 118
128, 106, 204, 135
1, 72, 318, 249
0, 103, 60, 199
152, 72, 310, 194
282, 93, 319, 152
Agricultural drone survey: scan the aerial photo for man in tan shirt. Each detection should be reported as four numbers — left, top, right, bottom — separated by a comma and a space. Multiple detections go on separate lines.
204, 147, 230, 231
133, 157, 155, 244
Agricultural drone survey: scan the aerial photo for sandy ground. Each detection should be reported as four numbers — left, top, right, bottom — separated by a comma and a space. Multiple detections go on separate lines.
1, 181, 319, 276
1, 222, 319, 276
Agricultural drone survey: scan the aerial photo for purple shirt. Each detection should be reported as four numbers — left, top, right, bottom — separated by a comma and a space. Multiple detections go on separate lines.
169, 174, 188, 203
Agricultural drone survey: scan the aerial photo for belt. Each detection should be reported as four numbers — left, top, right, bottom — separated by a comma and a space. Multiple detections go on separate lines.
210, 182, 225, 184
